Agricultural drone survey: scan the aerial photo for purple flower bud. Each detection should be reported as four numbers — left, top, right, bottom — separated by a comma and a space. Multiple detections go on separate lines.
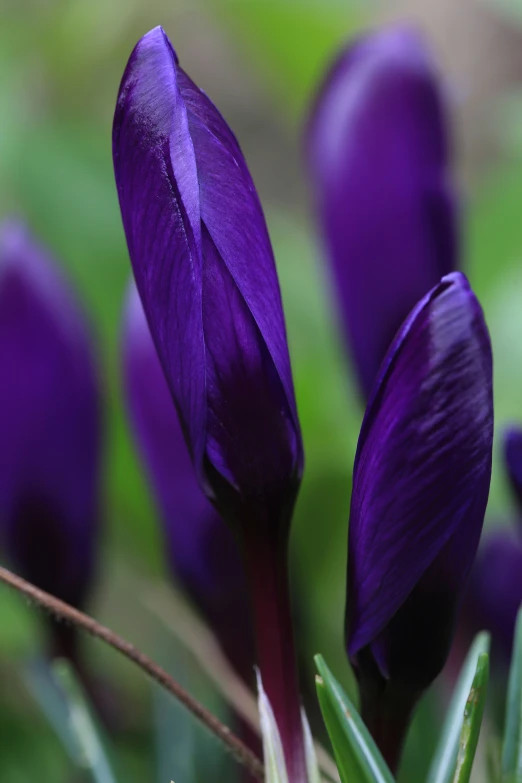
113, 26, 303, 534
346, 272, 493, 771
307, 26, 457, 399
122, 284, 254, 680
0, 220, 101, 615
113, 28, 305, 780
504, 427, 522, 515
466, 530, 522, 665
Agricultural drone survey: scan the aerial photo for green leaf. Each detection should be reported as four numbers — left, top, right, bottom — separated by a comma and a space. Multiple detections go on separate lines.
316, 679, 358, 783
52, 660, 119, 783
502, 605, 522, 782
480, 0, 522, 27
23, 656, 81, 761
427, 632, 491, 783
256, 671, 289, 783
314, 655, 393, 783
153, 683, 195, 783
212, 0, 364, 120
301, 707, 321, 783
146, 612, 234, 783
24, 657, 118, 783
452, 652, 489, 783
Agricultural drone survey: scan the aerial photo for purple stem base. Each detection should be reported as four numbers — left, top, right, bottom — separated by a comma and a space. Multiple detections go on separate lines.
245, 531, 307, 783
360, 685, 417, 776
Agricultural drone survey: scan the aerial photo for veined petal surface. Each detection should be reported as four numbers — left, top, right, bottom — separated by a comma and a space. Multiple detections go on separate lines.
113, 27, 302, 523
347, 272, 493, 667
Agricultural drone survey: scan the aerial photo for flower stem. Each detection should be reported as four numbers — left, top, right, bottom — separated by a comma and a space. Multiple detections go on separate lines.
360, 685, 416, 776
245, 531, 306, 783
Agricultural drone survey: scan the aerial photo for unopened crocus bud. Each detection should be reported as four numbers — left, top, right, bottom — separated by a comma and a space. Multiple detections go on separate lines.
113, 28, 304, 781
0, 220, 101, 660
113, 27, 302, 529
504, 427, 522, 514
307, 26, 457, 399
346, 272, 493, 772
122, 284, 254, 680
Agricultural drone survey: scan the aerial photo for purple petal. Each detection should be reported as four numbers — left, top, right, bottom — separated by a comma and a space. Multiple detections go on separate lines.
346, 272, 493, 675
307, 25, 457, 399
113, 26, 302, 525
122, 284, 254, 677
366, 482, 490, 690
504, 427, 522, 515
0, 220, 101, 607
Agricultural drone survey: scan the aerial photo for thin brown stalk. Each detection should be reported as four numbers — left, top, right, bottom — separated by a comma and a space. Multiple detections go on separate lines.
143, 582, 340, 783
0, 565, 264, 782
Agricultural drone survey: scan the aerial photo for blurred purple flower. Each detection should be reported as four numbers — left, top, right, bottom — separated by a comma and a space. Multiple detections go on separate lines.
466, 530, 522, 665
346, 272, 493, 771
307, 26, 457, 400
0, 220, 101, 654
459, 430, 522, 670
113, 27, 305, 780
504, 427, 522, 515
122, 284, 255, 680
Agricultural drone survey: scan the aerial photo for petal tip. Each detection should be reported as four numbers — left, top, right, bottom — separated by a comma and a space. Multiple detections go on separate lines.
140, 24, 179, 63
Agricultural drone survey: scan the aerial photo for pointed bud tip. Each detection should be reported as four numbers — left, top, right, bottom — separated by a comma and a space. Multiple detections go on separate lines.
139, 24, 178, 62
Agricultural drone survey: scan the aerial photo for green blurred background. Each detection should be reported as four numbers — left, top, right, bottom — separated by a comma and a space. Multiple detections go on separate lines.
1, 0, 522, 781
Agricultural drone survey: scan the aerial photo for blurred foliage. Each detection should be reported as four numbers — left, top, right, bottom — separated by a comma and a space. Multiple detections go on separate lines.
0, 1, 522, 782
215, 0, 364, 120
482, 0, 522, 26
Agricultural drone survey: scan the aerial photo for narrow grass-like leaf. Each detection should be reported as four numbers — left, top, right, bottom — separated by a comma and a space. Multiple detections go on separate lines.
316, 677, 361, 783
426, 632, 490, 783
23, 656, 79, 760
256, 671, 289, 783
315, 655, 393, 783
502, 605, 522, 782
452, 652, 489, 783
153, 684, 195, 783
52, 659, 118, 783
23, 656, 118, 783
302, 707, 321, 783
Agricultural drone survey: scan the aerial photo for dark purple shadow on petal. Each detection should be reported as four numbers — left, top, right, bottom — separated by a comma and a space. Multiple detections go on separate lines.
368, 474, 490, 688
201, 229, 300, 528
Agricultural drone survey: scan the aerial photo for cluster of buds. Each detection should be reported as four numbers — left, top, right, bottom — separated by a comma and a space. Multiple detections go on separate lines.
112, 23, 494, 779
0, 19, 498, 783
